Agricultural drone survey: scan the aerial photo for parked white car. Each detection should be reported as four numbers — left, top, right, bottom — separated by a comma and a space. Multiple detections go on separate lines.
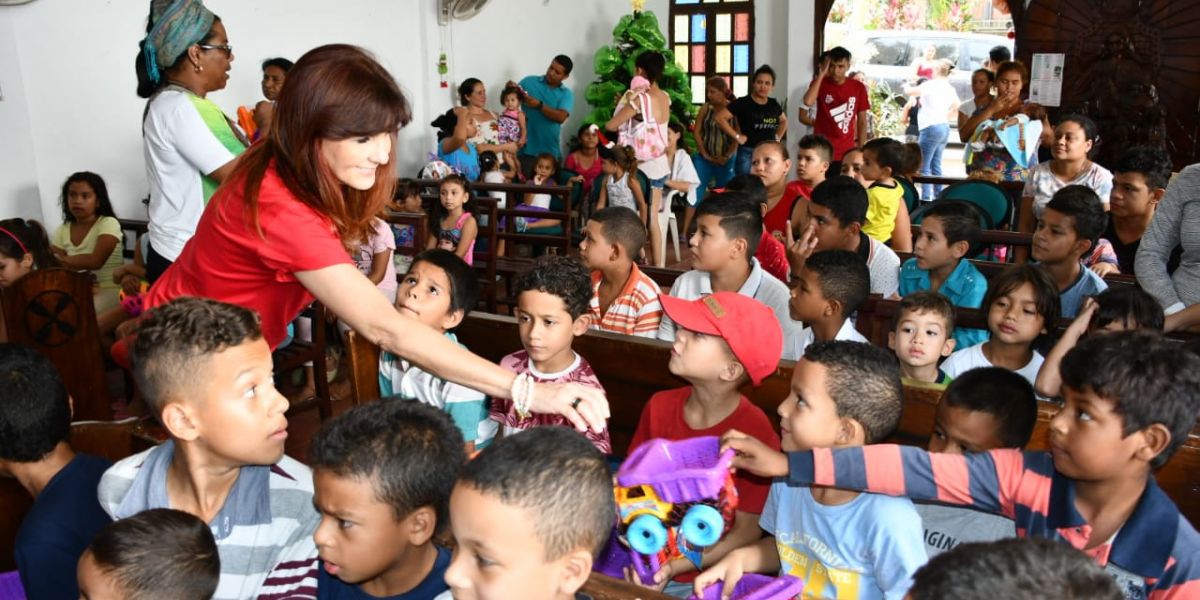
853, 30, 1013, 101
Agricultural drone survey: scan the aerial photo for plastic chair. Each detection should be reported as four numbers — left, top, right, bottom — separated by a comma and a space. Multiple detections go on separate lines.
932, 180, 1013, 229
896, 176, 922, 214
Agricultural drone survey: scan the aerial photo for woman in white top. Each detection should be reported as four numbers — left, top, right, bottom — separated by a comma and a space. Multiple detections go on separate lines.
906, 59, 959, 200
1019, 114, 1114, 234
459, 78, 519, 162
661, 122, 700, 263
135, 0, 247, 282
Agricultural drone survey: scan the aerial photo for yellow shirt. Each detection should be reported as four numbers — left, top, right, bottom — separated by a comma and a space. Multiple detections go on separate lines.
53, 216, 123, 291
863, 180, 902, 243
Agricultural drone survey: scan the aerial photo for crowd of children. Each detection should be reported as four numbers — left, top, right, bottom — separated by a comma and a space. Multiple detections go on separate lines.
6, 34, 1200, 600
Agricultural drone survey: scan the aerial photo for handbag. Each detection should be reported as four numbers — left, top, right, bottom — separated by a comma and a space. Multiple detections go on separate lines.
618, 91, 667, 163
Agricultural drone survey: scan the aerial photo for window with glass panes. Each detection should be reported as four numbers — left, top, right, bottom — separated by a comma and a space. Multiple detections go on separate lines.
669, 0, 754, 105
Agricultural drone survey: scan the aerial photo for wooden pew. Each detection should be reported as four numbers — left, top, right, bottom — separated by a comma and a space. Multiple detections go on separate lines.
0, 268, 110, 421
345, 313, 1200, 527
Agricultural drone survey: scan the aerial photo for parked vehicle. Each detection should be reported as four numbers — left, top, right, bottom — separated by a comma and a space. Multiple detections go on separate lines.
853, 30, 1013, 102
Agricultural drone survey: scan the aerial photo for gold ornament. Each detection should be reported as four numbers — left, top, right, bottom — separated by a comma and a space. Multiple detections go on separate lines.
631, 0, 645, 12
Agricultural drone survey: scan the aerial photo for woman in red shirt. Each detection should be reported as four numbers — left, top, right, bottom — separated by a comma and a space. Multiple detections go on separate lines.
136, 44, 606, 430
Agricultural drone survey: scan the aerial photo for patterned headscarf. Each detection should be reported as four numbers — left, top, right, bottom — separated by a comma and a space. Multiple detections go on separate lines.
140, 0, 215, 84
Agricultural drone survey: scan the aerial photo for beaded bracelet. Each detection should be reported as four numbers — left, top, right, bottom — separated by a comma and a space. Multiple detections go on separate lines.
511, 372, 532, 419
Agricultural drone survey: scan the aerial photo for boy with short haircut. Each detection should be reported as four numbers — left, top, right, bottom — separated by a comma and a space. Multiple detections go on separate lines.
658, 191, 801, 358
860, 137, 908, 247
579, 206, 663, 337
444, 427, 614, 600
695, 341, 926, 599
1099, 146, 1177, 276
490, 255, 611, 452
1033, 185, 1109, 317
98, 298, 319, 600
788, 249, 870, 358
889, 290, 957, 387
790, 133, 833, 200
630, 292, 784, 592
790, 176, 900, 297
918, 367, 1036, 557
310, 400, 465, 599
77, 508, 220, 600
803, 46, 871, 169
379, 249, 494, 451
908, 538, 1122, 600
727, 331, 1200, 599
1, 343, 112, 600
898, 200, 989, 348
723, 174, 790, 283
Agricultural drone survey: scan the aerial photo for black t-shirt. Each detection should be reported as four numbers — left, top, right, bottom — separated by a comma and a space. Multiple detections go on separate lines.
1102, 219, 1181, 276
729, 96, 784, 146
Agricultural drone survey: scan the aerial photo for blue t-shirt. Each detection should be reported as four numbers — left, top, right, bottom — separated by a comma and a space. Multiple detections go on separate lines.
437, 142, 480, 181
760, 481, 926, 600
317, 545, 451, 600
15, 453, 113, 600
518, 75, 573, 160
1056, 262, 1108, 318
898, 257, 990, 349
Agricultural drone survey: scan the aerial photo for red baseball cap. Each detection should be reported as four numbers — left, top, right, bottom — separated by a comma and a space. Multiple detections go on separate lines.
660, 292, 783, 386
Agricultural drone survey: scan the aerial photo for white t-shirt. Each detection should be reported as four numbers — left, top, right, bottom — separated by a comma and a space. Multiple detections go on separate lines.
143, 89, 240, 261
917, 79, 959, 130
940, 342, 1044, 385
483, 170, 507, 208
865, 235, 901, 298
790, 319, 868, 360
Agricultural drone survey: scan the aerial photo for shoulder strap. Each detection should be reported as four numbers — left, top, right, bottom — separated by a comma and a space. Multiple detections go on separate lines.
455, 211, 471, 228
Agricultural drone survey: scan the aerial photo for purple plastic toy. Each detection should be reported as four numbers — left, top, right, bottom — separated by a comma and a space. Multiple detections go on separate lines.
600, 437, 739, 585
688, 573, 804, 600
617, 437, 735, 501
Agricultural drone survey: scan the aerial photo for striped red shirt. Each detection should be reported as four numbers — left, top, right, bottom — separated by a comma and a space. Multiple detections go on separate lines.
588, 264, 663, 338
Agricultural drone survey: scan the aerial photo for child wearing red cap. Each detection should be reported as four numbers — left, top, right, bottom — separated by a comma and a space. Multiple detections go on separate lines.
627, 291, 783, 595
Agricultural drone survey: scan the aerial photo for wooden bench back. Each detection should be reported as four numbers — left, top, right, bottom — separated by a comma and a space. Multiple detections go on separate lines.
0, 268, 110, 421
346, 313, 1200, 526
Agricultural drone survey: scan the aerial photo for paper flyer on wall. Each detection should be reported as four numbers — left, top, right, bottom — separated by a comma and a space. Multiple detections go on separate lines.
1029, 53, 1064, 107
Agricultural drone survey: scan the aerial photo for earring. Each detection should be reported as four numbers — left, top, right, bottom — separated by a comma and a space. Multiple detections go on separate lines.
194, 63, 203, 73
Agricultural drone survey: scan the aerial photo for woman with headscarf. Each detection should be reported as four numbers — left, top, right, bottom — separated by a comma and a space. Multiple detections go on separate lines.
135, 0, 247, 283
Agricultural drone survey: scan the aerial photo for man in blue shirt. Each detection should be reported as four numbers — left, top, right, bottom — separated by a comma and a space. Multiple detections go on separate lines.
0, 344, 112, 600
511, 55, 574, 176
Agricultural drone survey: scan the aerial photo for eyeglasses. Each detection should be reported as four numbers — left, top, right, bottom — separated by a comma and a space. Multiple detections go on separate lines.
196, 43, 233, 56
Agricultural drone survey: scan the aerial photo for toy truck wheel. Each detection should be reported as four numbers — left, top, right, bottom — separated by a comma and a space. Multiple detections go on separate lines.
680, 504, 723, 547
626, 514, 668, 555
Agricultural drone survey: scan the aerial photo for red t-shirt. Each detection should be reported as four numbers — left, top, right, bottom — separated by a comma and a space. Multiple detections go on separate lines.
755, 229, 788, 284
813, 77, 870, 160
763, 184, 804, 240
145, 164, 353, 349
628, 386, 780, 515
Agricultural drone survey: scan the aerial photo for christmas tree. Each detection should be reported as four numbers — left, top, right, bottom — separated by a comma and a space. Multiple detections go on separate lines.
582, 8, 696, 149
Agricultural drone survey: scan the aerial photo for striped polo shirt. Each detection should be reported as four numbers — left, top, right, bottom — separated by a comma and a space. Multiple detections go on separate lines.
784, 446, 1200, 599
98, 441, 320, 599
588, 263, 663, 338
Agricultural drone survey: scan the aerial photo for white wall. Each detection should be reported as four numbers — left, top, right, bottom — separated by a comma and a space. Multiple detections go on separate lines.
0, 11, 48, 222
0, 0, 815, 226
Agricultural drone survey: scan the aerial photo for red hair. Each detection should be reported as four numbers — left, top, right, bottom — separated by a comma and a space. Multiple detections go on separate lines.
230, 44, 412, 250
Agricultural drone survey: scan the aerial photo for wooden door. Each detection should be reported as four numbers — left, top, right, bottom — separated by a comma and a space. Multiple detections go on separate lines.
1019, 0, 1200, 170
